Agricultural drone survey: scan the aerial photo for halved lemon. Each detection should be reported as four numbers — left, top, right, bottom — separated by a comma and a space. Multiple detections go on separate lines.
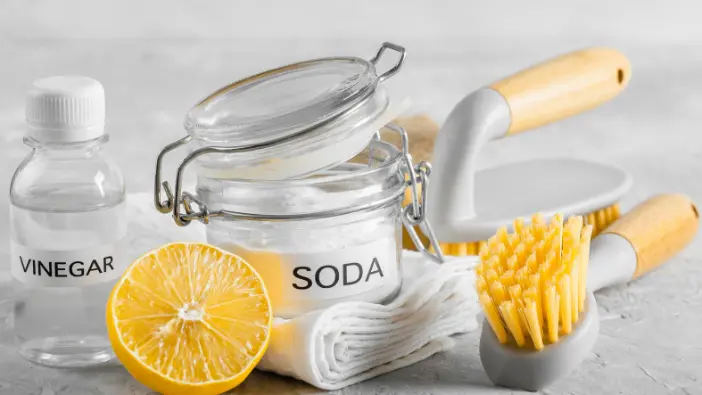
106, 242, 272, 395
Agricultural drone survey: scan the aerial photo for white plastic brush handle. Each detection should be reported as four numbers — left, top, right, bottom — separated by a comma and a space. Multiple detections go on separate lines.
427, 88, 510, 227
588, 194, 698, 292
587, 234, 637, 292
427, 48, 630, 241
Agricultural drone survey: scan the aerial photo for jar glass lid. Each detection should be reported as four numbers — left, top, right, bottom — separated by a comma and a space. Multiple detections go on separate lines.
184, 43, 405, 146
181, 42, 408, 180
185, 57, 381, 145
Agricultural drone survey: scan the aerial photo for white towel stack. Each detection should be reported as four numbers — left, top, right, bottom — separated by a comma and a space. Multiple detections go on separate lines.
257, 252, 480, 390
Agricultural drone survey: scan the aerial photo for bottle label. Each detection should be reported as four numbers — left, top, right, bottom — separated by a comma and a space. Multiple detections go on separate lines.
10, 240, 128, 287
232, 237, 400, 306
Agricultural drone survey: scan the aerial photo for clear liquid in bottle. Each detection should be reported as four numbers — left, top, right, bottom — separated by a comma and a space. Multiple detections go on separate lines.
9, 76, 126, 367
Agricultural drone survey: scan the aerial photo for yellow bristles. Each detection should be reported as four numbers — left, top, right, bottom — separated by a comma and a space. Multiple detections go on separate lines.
475, 213, 594, 350
526, 254, 538, 273
523, 285, 542, 326
508, 284, 522, 301
501, 271, 516, 288
486, 268, 499, 284
407, 203, 620, 257
490, 281, 508, 304
578, 225, 593, 312
507, 255, 519, 271
558, 274, 573, 335
455, 243, 468, 256
570, 258, 579, 322
535, 241, 546, 263
584, 203, 620, 237
514, 217, 526, 237
500, 302, 526, 347
523, 300, 543, 350
544, 284, 559, 343
480, 293, 507, 343
497, 226, 509, 244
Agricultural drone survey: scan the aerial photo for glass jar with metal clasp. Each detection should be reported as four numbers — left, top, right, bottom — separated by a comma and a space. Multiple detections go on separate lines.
154, 42, 443, 318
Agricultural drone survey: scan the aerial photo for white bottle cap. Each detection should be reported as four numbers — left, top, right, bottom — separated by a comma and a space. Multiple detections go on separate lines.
25, 76, 106, 143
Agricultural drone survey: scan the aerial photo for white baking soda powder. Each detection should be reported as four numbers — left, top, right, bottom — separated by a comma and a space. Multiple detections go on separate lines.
201, 183, 403, 318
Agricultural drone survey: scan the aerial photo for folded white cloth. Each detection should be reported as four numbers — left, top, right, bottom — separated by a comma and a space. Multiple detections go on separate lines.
127, 192, 481, 390
257, 252, 480, 390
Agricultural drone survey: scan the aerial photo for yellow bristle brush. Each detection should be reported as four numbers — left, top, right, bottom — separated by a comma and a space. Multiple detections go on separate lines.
476, 194, 698, 391
404, 48, 633, 256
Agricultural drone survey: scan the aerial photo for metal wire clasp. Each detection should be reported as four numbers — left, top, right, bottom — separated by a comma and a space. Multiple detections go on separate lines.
370, 42, 406, 83
384, 124, 445, 264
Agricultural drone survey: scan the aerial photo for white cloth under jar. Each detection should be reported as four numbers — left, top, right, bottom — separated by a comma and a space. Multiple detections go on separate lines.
257, 252, 480, 390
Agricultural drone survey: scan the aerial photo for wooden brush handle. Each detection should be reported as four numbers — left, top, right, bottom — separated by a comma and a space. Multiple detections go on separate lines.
490, 48, 631, 135
602, 194, 699, 278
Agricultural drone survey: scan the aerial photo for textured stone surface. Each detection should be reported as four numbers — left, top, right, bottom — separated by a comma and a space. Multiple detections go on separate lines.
1, 1, 702, 394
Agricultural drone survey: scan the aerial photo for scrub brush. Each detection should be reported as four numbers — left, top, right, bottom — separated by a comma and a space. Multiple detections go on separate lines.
476, 194, 698, 391
423, 48, 632, 256
394, 115, 622, 255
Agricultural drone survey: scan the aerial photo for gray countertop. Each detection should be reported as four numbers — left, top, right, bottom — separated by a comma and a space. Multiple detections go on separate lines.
1, 4, 702, 393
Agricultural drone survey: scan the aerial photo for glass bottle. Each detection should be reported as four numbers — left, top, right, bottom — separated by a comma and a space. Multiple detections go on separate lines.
9, 76, 126, 367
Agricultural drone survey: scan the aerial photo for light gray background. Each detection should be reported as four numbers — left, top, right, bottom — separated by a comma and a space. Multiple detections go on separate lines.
1, 1, 701, 394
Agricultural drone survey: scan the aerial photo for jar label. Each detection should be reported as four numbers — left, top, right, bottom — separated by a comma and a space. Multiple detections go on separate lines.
10, 239, 128, 287
235, 236, 400, 310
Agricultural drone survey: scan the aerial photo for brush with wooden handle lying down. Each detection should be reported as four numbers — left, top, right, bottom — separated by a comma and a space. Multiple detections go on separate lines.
395, 48, 633, 256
